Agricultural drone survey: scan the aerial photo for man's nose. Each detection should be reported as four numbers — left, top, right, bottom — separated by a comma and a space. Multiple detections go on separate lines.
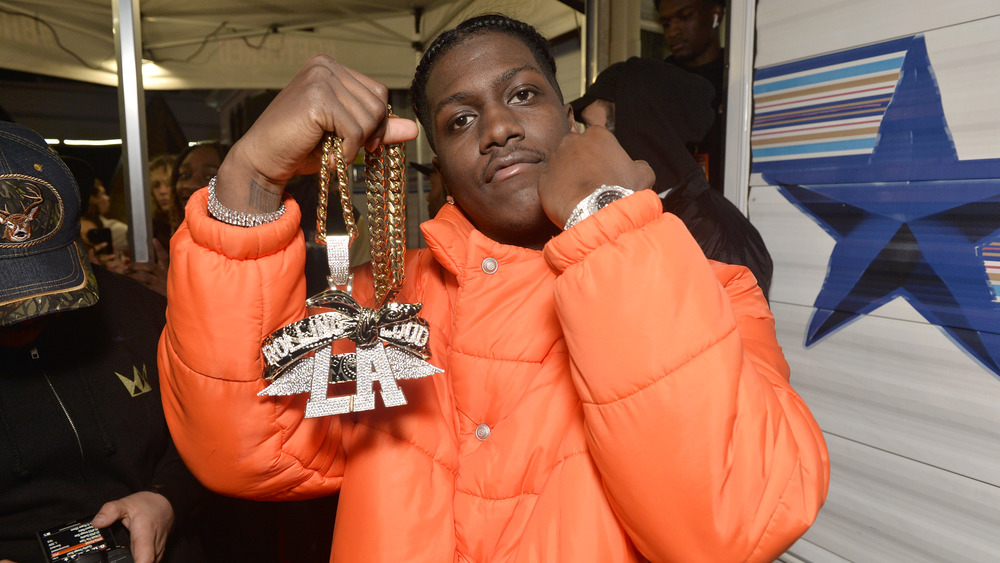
480, 104, 524, 151
664, 20, 682, 38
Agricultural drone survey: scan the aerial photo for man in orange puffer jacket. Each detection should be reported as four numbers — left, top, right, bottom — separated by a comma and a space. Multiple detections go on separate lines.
159, 14, 829, 562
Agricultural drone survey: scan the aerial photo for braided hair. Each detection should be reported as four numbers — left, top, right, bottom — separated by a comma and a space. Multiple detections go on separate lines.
654, 0, 726, 9
410, 14, 562, 147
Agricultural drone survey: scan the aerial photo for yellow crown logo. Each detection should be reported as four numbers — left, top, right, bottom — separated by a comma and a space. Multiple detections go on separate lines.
116, 364, 152, 397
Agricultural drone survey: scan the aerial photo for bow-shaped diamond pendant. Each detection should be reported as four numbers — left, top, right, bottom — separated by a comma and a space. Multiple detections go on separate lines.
259, 288, 442, 417
258, 129, 439, 418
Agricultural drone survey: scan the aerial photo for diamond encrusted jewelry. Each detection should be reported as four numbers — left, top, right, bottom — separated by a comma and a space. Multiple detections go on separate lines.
207, 176, 286, 227
563, 185, 634, 230
259, 108, 441, 417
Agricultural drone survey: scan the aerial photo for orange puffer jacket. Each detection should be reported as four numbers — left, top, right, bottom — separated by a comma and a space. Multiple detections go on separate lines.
160, 188, 829, 562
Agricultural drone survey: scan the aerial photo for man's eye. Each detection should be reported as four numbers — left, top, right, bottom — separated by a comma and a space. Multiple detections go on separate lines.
449, 115, 471, 130
512, 89, 535, 102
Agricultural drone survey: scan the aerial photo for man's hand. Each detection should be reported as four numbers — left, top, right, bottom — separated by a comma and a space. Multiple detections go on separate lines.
538, 125, 654, 228
128, 239, 169, 297
215, 55, 419, 216
86, 242, 128, 274
91, 491, 174, 563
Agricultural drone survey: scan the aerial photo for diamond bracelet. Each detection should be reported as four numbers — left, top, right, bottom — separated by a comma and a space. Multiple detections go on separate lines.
207, 176, 286, 227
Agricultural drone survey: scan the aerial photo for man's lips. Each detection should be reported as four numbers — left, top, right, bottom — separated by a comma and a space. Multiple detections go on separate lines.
484, 151, 544, 184
668, 38, 688, 53
491, 162, 538, 184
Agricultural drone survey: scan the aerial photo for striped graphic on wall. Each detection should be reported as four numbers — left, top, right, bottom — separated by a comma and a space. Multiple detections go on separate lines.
752, 52, 906, 163
982, 241, 1000, 302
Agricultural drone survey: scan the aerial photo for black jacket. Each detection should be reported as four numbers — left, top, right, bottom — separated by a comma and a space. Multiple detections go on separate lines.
665, 51, 727, 194
595, 57, 772, 297
0, 267, 204, 563
661, 175, 773, 298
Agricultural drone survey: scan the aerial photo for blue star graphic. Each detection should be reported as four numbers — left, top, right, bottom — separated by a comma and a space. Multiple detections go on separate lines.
755, 36, 1000, 377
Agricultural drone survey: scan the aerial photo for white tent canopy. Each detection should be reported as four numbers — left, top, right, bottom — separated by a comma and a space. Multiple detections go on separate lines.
0, 0, 582, 90
1, 0, 584, 261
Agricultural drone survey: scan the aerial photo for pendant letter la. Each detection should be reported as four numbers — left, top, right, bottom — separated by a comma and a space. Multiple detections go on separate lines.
304, 341, 408, 417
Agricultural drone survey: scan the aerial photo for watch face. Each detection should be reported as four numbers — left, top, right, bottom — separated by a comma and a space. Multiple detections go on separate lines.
594, 189, 625, 209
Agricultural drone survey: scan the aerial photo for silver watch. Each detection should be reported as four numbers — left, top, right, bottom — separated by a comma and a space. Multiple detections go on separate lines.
563, 185, 635, 230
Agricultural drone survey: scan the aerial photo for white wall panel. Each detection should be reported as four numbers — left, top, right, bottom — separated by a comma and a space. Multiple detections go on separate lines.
773, 299, 1000, 485
779, 539, 850, 563
750, 186, 831, 309
747, 6, 1000, 554
924, 16, 1000, 160
756, 0, 1000, 67
784, 434, 1000, 563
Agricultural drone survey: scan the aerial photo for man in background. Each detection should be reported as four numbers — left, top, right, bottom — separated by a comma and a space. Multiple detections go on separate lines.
572, 56, 773, 297
0, 121, 204, 563
410, 161, 448, 219
658, 0, 727, 192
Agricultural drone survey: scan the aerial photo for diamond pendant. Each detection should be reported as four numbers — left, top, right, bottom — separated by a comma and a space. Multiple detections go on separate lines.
258, 130, 441, 417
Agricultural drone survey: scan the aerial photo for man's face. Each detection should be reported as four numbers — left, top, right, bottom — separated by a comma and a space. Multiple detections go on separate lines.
176, 146, 221, 208
426, 32, 576, 248
659, 0, 722, 66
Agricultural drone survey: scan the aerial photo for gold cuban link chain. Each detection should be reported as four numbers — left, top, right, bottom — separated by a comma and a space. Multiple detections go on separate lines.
316, 107, 406, 306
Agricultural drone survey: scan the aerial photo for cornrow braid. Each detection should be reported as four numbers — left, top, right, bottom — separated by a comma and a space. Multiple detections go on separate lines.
409, 14, 562, 148
654, 0, 725, 9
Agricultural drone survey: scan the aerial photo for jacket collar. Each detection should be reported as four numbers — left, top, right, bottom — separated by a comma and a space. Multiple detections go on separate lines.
420, 204, 546, 282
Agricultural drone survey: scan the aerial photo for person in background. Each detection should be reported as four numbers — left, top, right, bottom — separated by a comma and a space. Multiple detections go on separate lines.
410, 161, 449, 219
79, 213, 128, 275
159, 14, 827, 562
89, 179, 130, 262
62, 156, 130, 264
657, 0, 727, 193
173, 142, 226, 212
571, 56, 773, 297
64, 156, 127, 275
659, 0, 725, 83
0, 121, 206, 563
129, 144, 227, 296
149, 154, 178, 252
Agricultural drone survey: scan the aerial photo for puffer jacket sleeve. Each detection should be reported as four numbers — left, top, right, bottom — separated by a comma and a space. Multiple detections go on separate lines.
158, 189, 346, 500
543, 189, 829, 562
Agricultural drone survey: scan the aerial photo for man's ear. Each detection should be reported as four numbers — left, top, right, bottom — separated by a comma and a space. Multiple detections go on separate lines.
565, 103, 581, 133
432, 156, 441, 175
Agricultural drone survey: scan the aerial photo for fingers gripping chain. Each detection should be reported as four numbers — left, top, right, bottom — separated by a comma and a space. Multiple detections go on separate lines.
316, 106, 406, 305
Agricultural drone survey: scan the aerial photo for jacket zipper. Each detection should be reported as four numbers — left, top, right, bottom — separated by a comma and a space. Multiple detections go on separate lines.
40, 353, 86, 462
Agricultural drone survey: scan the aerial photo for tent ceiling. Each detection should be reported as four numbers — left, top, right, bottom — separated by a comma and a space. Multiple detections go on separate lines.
0, 0, 581, 89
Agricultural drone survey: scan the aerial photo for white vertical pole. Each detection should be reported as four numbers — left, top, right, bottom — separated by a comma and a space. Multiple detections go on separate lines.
113, 0, 150, 262
414, 46, 427, 248
585, 0, 600, 87
723, 0, 755, 215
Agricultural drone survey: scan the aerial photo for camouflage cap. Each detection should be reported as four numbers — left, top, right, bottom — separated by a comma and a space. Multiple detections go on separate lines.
0, 121, 98, 327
